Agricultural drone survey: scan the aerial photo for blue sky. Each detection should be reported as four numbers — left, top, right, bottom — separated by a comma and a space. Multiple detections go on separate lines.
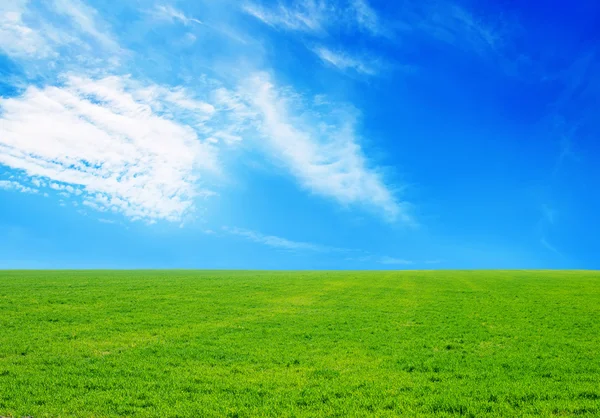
0, 0, 599, 269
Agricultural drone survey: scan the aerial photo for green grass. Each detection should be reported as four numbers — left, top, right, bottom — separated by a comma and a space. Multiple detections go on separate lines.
1, 270, 599, 417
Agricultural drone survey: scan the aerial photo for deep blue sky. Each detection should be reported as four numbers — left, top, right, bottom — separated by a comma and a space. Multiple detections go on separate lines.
0, 0, 599, 269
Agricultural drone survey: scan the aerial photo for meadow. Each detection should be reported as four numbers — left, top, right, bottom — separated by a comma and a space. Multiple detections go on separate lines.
0, 270, 599, 417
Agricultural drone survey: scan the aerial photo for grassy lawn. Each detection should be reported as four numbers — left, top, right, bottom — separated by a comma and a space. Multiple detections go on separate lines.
0, 270, 599, 417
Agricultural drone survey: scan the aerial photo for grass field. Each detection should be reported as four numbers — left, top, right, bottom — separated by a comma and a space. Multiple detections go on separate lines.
0, 270, 599, 417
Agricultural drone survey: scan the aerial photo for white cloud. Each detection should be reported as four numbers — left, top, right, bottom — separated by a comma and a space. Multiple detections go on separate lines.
1, 70, 406, 223
215, 73, 408, 222
223, 226, 342, 252
151, 4, 203, 26
0, 75, 218, 222
242, 1, 327, 33
150, 4, 253, 45
403, 2, 508, 59
312, 46, 380, 75
379, 256, 413, 265
0, 0, 411, 225
540, 238, 561, 256
51, 0, 119, 50
214, 131, 243, 144
0, 180, 39, 194
350, 0, 388, 37
345, 255, 436, 265
132, 84, 216, 117
0, 0, 120, 61
541, 204, 557, 225
31, 178, 45, 187
0, 0, 55, 58
49, 182, 80, 195
243, 1, 392, 76
243, 0, 388, 37
243, 0, 518, 75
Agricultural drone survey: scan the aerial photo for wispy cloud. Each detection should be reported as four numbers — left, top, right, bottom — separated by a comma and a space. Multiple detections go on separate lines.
0, 1, 54, 59
0, 1, 64, 59
312, 46, 380, 75
243, 0, 389, 37
533, 52, 600, 261
540, 237, 562, 257
0, 75, 218, 222
0, 0, 413, 225
541, 203, 557, 225
547, 116, 583, 178
537, 204, 563, 257
390, 1, 509, 61
378, 256, 414, 265
350, 0, 389, 37
242, 0, 393, 78
223, 226, 340, 252
545, 52, 597, 176
51, 0, 120, 51
1, 68, 408, 223
242, 1, 328, 33
151, 4, 203, 26
214, 72, 409, 222
344, 254, 434, 266
0, 180, 39, 194
225, 227, 424, 265
0, 0, 121, 70
242, 0, 524, 79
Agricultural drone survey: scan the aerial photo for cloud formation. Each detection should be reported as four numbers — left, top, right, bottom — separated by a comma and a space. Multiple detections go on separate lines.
378, 256, 414, 265
151, 4, 203, 26
0, 75, 218, 222
224, 227, 425, 266
0, 0, 57, 59
242, 1, 329, 33
243, 0, 387, 36
0, 180, 39, 194
350, 0, 388, 37
51, 0, 120, 50
242, 0, 391, 76
1, 70, 407, 223
413, 3, 506, 55
312, 46, 380, 75
0, 0, 119, 60
0, 0, 412, 224
223, 226, 334, 251
1, 71, 407, 223
214, 73, 407, 221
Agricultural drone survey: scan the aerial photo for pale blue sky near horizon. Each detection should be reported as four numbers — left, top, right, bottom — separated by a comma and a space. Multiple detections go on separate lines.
0, 0, 599, 269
